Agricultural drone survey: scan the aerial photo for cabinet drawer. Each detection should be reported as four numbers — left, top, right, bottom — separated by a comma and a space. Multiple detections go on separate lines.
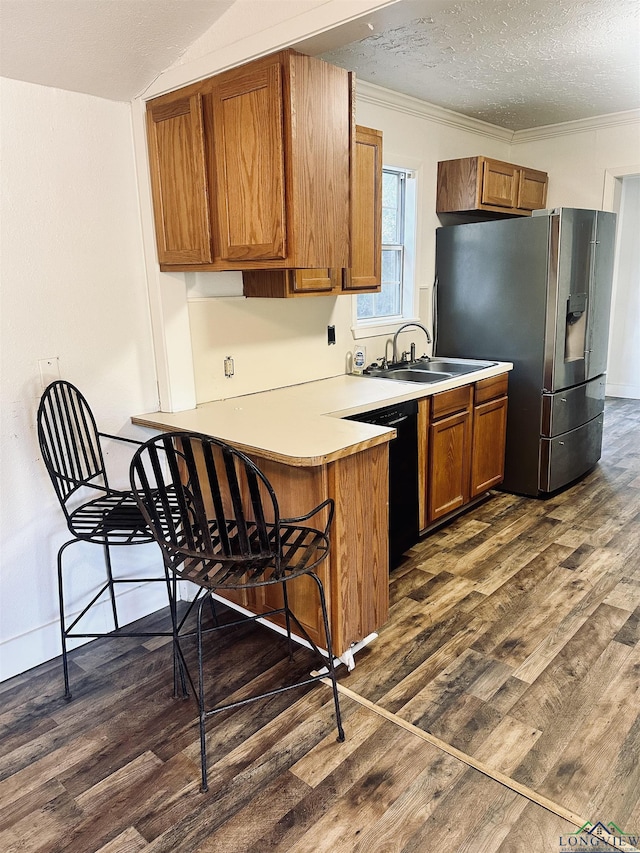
431, 385, 472, 420
475, 373, 509, 404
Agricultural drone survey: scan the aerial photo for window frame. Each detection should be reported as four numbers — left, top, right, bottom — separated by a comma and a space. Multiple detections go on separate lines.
352, 164, 419, 340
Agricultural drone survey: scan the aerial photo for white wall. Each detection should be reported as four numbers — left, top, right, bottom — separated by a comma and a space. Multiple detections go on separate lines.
0, 78, 162, 682
512, 115, 640, 210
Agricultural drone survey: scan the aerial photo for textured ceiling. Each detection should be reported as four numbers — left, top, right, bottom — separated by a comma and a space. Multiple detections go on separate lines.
0, 0, 638, 130
310, 0, 640, 130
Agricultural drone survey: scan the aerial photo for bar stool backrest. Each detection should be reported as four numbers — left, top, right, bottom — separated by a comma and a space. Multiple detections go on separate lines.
37, 381, 108, 518
130, 432, 284, 585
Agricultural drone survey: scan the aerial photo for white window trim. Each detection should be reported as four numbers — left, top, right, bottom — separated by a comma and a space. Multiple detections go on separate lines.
351, 165, 419, 339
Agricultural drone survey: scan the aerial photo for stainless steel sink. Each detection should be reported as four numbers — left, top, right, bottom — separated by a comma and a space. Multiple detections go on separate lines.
377, 369, 453, 383
363, 357, 496, 383
407, 358, 496, 375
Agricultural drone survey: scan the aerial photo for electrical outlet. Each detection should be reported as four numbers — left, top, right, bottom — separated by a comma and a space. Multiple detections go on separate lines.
224, 356, 234, 378
38, 357, 60, 390
327, 325, 336, 345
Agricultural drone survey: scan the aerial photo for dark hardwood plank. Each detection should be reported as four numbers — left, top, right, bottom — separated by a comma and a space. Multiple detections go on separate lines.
94, 827, 148, 853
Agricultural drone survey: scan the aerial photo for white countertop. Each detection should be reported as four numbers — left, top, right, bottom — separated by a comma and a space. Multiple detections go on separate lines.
132, 362, 512, 467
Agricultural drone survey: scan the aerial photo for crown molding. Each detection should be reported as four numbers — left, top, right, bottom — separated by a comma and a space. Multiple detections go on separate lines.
355, 80, 514, 142
355, 80, 640, 144
512, 109, 640, 143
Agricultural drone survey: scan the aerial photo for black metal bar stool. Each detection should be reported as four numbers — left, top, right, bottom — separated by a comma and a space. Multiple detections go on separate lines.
129, 430, 345, 792
37, 380, 182, 699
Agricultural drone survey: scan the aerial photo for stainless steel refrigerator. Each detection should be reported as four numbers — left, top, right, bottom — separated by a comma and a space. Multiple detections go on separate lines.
435, 208, 617, 496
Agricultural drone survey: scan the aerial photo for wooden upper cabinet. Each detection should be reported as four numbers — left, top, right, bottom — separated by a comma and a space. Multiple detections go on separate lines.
211, 63, 286, 262
436, 156, 548, 216
145, 49, 353, 272
241, 123, 382, 298
146, 94, 213, 265
342, 125, 383, 292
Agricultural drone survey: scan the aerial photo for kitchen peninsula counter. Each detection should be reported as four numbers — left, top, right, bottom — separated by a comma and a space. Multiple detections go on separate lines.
131, 363, 511, 662
132, 363, 512, 466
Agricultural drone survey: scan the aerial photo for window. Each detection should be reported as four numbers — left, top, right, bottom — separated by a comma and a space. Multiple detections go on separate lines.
355, 166, 417, 332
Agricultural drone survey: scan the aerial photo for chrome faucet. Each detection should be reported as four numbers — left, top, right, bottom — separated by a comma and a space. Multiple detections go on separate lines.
392, 322, 432, 365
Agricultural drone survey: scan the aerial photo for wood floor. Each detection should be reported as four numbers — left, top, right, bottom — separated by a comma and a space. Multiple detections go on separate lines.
1, 397, 639, 852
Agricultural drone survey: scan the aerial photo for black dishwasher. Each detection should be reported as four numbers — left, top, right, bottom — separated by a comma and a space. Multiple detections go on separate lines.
346, 399, 419, 569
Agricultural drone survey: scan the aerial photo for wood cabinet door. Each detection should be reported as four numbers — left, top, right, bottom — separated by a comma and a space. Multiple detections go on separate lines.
517, 167, 548, 210
342, 126, 382, 292
288, 55, 353, 270
471, 396, 508, 497
212, 63, 287, 262
291, 269, 340, 294
429, 409, 471, 522
481, 158, 519, 208
146, 93, 213, 265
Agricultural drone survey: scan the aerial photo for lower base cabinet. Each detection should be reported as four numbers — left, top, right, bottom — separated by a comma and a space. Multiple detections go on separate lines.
471, 375, 509, 496
420, 373, 508, 531
429, 385, 473, 522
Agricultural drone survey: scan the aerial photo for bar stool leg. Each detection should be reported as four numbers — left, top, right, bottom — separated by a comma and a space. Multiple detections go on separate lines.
281, 580, 295, 661
102, 540, 119, 631
196, 594, 210, 793
310, 572, 345, 743
57, 541, 73, 701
